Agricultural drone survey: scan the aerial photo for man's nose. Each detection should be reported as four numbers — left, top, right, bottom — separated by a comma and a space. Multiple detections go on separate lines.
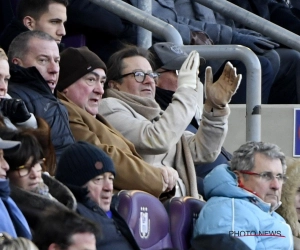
142, 74, 155, 85
57, 24, 66, 36
48, 61, 59, 74
94, 81, 104, 95
103, 179, 113, 191
270, 176, 281, 190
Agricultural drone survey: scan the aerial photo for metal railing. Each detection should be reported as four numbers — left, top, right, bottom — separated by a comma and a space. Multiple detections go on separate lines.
89, 0, 261, 141
195, 0, 300, 52
136, 0, 152, 48
89, 0, 183, 45
182, 45, 261, 142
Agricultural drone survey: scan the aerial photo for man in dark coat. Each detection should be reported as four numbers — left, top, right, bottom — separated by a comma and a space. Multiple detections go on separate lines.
130, 0, 300, 104
56, 141, 140, 250
7, 30, 75, 162
228, 0, 300, 36
65, 0, 137, 63
172, 0, 300, 104
0, 0, 68, 53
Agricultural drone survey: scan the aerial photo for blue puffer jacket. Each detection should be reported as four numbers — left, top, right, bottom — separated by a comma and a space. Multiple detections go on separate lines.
193, 164, 293, 250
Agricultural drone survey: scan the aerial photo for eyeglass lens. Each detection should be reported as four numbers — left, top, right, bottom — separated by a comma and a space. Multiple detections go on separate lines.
18, 160, 44, 177
134, 71, 159, 83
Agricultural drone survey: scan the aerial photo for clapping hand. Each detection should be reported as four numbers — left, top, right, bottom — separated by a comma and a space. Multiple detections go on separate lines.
204, 61, 242, 111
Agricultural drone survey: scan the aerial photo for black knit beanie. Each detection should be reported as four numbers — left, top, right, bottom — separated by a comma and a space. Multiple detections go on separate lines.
57, 46, 107, 92
55, 141, 115, 187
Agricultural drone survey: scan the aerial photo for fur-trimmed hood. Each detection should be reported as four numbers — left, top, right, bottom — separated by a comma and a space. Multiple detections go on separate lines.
277, 157, 300, 237
9, 174, 76, 233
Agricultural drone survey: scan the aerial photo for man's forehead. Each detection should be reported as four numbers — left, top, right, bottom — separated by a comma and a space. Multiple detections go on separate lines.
40, 2, 67, 20
253, 153, 283, 173
27, 38, 59, 56
86, 69, 106, 78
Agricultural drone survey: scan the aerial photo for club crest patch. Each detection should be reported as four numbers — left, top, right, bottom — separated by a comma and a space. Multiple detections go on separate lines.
139, 207, 150, 239
170, 45, 184, 55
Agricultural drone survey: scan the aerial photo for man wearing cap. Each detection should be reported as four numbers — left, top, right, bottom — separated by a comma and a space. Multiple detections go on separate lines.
149, 42, 204, 130
56, 46, 176, 198
55, 141, 140, 250
7, 30, 75, 162
150, 42, 233, 196
0, 137, 31, 239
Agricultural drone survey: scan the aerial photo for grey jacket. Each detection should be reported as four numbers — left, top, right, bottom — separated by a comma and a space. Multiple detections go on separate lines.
129, 0, 235, 45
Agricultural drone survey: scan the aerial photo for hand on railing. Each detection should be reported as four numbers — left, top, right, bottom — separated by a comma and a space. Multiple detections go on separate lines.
232, 31, 279, 54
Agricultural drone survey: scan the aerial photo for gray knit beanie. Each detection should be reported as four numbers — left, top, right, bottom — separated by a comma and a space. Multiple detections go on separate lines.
55, 141, 115, 187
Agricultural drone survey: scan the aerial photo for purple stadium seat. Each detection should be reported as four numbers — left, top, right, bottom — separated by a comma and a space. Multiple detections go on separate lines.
167, 196, 205, 250
117, 190, 173, 250
62, 34, 86, 48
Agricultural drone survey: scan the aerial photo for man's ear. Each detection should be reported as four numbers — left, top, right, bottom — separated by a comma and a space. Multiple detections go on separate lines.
233, 170, 241, 179
11, 58, 22, 65
234, 170, 246, 187
23, 16, 36, 30
108, 80, 119, 90
48, 243, 61, 250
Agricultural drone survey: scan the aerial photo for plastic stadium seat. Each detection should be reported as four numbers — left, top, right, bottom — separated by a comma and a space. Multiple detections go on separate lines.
62, 34, 86, 48
117, 190, 173, 250
166, 196, 205, 250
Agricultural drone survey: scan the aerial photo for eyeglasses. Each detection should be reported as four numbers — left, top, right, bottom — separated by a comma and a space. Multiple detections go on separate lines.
157, 69, 179, 76
15, 158, 45, 177
119, 71, 160, 83
239, 170, 287, 183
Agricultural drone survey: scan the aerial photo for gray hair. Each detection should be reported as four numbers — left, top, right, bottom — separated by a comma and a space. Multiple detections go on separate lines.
230, 141, 286, 172
8, 30, 55, 62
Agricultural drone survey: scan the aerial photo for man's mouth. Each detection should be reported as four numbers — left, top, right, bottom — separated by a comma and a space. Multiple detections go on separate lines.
47, 81, 57, 90
89, 98, 99, 104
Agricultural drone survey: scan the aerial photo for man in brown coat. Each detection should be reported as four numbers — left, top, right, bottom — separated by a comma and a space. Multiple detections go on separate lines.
56, 46, 178, 198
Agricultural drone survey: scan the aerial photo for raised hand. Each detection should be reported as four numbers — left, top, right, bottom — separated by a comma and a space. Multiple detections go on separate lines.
204, 61, 242, 111
177, 50, 200, 90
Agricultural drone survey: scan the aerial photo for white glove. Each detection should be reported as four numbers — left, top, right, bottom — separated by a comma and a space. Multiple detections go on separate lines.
177, 50, 200, 90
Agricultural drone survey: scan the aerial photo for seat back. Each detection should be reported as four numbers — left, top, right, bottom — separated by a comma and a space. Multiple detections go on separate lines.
62, 34, 86, 48
117, 190, 173, 250
167, 196, 205, 250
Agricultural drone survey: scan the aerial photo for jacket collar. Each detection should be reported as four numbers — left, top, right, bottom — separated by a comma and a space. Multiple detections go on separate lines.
205, 164, 281, 213
9, 64, 55, 96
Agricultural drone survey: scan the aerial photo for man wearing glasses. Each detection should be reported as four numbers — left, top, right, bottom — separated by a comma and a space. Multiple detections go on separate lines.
193, 141, 293, 249
56, 46, 177, 198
